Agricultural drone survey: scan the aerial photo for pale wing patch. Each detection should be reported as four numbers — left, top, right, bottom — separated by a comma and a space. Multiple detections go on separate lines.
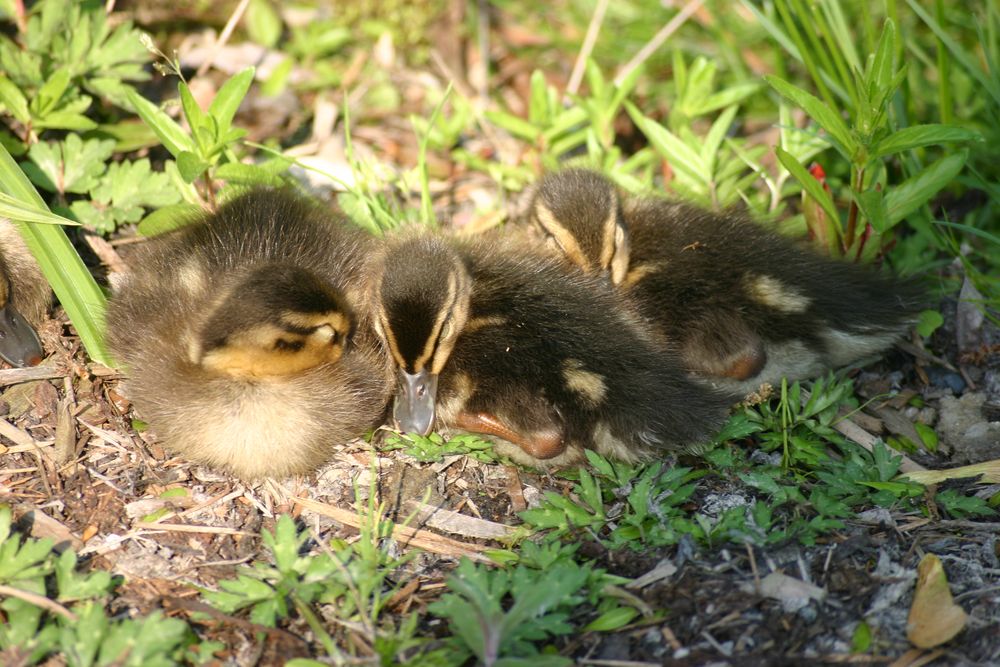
562, 358, 607, 406
746, 275, 811, 313
623, 261, 669, 288
177, 259, 207, 294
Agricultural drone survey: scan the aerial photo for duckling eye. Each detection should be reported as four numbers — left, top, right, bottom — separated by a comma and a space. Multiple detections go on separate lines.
273, 338, 305, 352
440, 318, 454, 340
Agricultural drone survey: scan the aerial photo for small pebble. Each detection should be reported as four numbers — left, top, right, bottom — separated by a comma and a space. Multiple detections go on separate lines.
925, 366, 966, 394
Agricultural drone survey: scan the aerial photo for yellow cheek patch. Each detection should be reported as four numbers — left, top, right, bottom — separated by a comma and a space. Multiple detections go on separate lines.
282, 310, 351, 337
562, 358, 607, 407
534, 202, 589, 271
746, 274, 812, 313
199, 323, 344, 378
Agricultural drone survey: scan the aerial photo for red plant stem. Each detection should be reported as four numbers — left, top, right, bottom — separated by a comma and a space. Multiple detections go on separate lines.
845, 167, 864, 250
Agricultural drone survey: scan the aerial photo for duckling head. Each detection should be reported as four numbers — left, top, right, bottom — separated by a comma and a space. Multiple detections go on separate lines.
531, 169, 630, 285
373, 237, 471, 436
0, 268, 43, 367
191, 264, 355, 379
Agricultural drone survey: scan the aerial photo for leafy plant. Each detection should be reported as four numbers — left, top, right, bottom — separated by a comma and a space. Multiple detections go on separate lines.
381, 431, 499, 463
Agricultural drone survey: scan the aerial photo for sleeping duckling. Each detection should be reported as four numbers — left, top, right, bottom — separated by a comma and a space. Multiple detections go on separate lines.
372, 233, 733, 465
106, 188, 392, 479
530, 168, 920, 393
0, 219, 49, 367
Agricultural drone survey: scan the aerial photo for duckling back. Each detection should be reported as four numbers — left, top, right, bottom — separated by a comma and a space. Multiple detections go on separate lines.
623, 197, 921, 388
106, 189, 392, 479
377, 233, 733, 465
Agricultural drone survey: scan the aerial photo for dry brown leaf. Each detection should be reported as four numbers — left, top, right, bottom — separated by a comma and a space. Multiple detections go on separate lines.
907, 553, 968, 648
900, 459, 1000, 485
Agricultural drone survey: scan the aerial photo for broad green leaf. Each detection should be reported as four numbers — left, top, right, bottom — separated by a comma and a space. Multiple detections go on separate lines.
765, 75, 855, 157
213, 161, 285, 186
208, 67, 255, 137
0, 144, 111, 365
885, 151, 967, 225
125, 88, 194, 158
775, 146, 840, 225
873, 125, 982, 158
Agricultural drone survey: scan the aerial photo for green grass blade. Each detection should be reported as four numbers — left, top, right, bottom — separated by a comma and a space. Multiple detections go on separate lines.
0, 143, 113, 366
907, 0, 1000, 107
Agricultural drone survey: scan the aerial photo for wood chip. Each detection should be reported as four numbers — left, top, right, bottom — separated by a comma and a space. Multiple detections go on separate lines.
906, 554, 968, 648
506, 466, 527, 513
16, 504, 84, 551
294, 496, 494, 563
406, 500, 518, 540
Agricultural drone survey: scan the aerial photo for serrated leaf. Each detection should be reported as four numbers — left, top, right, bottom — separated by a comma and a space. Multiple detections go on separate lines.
0, 75, 30, 123
26, 135, 113, 195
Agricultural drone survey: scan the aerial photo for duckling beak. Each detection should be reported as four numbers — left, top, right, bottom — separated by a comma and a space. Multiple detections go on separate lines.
0, 303, 43, 367
393, 368, 439, 436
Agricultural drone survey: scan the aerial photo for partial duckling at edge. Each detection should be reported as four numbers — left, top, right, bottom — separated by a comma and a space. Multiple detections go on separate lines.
0, 219, 49, 367
372, 233, 734, 466
530, 168, 921, 394
106, 188, 392, 479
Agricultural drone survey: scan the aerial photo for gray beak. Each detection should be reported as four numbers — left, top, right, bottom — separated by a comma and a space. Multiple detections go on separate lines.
0, 303, 43, 367
392, 368, 439, 436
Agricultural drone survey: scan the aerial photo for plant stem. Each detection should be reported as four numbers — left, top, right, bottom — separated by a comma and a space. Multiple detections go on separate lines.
845, 166, 864, 249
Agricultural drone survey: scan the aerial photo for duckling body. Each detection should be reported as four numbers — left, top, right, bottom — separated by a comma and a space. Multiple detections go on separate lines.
106, 189, 392, 479
0, 219, 49, 367
531, 169, 920, 393
373, 233, 732, 465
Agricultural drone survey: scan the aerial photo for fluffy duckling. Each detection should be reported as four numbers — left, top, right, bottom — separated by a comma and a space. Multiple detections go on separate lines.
372, 233, 733, 465
106, 188, 392, 479
530, 168, 920, 393
0, 219, 48, 367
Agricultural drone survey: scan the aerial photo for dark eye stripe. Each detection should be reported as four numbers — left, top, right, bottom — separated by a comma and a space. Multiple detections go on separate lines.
273, 338, 305, 352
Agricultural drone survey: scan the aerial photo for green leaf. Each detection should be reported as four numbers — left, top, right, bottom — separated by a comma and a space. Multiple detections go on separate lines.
125, 88, 194, 158
246, 0, 282, 48
775, 146, 840, 224
25, 135, 114, 195
213, 161, 285, 186
137, 203, 202, 237
765, 75, 855, 158
176, 151, 210, 183
0, 76, 30, 123
208, 67, 255, 138
873, 125, 982, 158
33, 67, 71, 116
625, 101, 708, 184
583, 606, 639, 632
884, 150, 967, 225
852, 619, 872, 653
915, 309, 944, 338
914, 423, 938, 453
485, 109, 541, 142
178, 81, 210, 148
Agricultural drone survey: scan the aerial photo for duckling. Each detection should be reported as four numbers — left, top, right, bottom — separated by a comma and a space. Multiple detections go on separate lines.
105, 188, 392, 479
0, 219, 49, 367
372, 233, 733, 466
530, 168, 920, 393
